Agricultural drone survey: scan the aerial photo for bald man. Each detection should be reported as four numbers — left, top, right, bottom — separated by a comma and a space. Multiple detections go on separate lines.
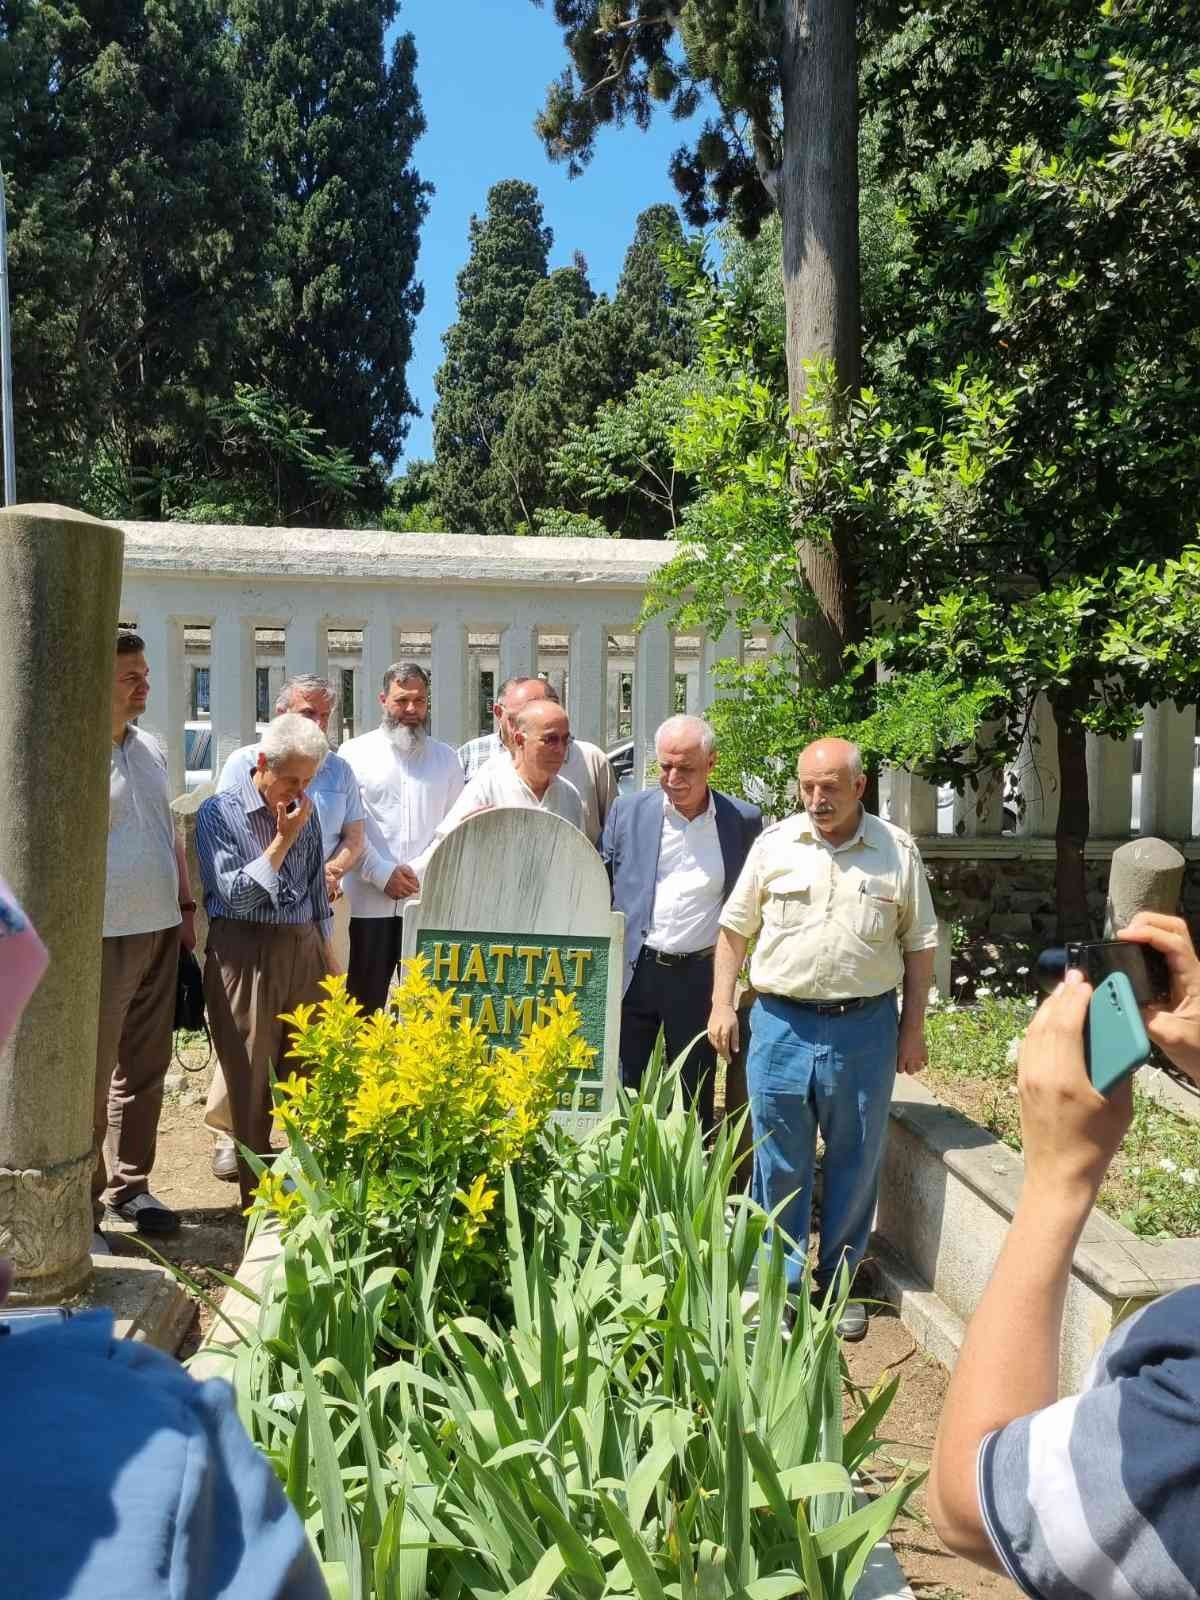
708, 738, 938, 1340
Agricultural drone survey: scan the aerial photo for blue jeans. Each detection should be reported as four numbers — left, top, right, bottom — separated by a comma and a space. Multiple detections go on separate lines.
748, 991, 898, 1291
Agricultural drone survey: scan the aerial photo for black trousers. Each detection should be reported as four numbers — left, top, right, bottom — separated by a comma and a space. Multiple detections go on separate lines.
347, 916, 404, 1016
620, 946, 717, 1131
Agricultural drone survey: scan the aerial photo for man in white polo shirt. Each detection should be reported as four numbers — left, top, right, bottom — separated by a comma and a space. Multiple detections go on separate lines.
96, 630, 196, 1243
418, 697, 583, 875
338, 662, 464, 1014
457, 675, 616, 844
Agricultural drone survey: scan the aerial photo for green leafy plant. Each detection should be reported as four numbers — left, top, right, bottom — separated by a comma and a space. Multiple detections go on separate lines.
250, 967, 590, 1318
205, 1059, 921, 1599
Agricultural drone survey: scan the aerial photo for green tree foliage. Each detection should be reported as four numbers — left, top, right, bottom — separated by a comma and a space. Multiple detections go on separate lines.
231, 0, 429, 516
433, 179, 554, 532
1, 0, 269, 502
433, 192, 697, 535
657, 0, 1200, 934
533, 0, 863, 667
383, 459, 445, 532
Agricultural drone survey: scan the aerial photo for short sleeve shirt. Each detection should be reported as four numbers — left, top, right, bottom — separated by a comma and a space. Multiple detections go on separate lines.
719, 808, 938, 1000
979, 1287, 1200, 1596
104, 726, 181, 939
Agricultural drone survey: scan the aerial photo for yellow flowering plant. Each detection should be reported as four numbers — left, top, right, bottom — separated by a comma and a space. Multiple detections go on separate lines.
253, 961, 593, 1313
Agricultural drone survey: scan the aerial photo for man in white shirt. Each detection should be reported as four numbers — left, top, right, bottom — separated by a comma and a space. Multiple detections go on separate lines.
417, 699, 583, 872
601, 716, 761, 1130
457, 676, 617, 844
208, 673, 366, 1178
338, 663, 464, 1013
96, 631, 196, 1242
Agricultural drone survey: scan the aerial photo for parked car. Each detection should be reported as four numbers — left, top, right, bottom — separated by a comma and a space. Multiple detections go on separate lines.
606, 738, 636, 796
184, 721, 213, 793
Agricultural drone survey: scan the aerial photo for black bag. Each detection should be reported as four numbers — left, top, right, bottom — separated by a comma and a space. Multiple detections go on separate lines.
175, 946, 207, 1032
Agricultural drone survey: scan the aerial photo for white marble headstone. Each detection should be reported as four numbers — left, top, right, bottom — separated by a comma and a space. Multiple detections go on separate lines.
400, 808, 623, 1136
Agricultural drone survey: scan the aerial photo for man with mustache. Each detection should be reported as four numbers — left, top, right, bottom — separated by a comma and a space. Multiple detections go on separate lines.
337, 663, 464, 1014
708, 737, 938, 1340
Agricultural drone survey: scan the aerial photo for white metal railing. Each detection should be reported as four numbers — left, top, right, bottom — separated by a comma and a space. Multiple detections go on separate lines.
119, 521, 1197, 844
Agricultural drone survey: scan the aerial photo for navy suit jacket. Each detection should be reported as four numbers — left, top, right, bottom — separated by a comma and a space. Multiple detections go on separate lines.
601, 786, 763, 994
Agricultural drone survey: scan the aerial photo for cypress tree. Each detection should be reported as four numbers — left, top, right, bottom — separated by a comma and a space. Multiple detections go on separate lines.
231, 0, 429, 516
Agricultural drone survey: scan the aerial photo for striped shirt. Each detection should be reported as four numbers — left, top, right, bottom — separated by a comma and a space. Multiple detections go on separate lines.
979, 1285, 1200, 1596
458, 731, 502, 779
195, 764, 330, 926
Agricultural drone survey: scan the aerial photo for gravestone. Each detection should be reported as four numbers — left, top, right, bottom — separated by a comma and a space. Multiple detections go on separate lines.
400, 808, 622, 1135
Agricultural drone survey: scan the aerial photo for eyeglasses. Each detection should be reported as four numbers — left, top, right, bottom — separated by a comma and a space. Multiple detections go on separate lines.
529, 732, 573, 750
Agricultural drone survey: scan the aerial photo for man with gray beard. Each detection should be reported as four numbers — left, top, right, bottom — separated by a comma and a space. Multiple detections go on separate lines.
337, 663, 464, 1014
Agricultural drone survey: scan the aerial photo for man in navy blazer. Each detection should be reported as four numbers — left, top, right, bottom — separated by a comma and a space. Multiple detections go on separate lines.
601, 714, 762, 1128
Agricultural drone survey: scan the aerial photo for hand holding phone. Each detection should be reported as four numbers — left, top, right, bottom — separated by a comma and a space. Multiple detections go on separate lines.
1084, 970, 1151, 1094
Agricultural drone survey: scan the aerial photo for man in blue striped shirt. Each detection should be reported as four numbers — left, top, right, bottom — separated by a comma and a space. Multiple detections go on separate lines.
196, 713, 331, 1206
929, 912, 1200, 1595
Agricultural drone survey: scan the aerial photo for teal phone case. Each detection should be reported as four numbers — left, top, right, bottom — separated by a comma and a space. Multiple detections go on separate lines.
1086, 970, 1151, 1093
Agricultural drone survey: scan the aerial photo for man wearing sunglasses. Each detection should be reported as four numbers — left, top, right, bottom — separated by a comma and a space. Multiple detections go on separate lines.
414, 698, 584, 872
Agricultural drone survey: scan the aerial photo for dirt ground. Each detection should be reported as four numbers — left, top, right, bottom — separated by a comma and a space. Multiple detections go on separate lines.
143, 1064, 1015, 1599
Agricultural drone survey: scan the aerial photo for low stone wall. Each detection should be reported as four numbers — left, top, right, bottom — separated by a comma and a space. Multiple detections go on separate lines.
919, 837, 1200, 945
874, 1076, 1200, 1393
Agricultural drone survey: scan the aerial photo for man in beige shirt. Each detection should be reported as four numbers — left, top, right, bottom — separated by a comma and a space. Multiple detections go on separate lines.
708, 737, 938, 1339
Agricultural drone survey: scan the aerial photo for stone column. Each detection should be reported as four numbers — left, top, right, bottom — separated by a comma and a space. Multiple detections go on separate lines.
888, 770, 939, 837
699, 624, 742, 713
140, 614, 188, 799
1086, 730, 1135, 839
209, 612, 256, 773
364, 606, 397, 717
284, 610, 328, 685
634, 617, 673, 790
1139, 702, 1196, 839
568, 623, 608, 749
170, 788, 213, 963
0, 504, 123, 1300
499, 620, 538, 685
430, 618, 469, 747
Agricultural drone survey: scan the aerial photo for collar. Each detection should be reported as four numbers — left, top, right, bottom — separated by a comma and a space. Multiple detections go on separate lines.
662, 789, 714, 826
797, 804, 867, 850
234, 761, 270, 817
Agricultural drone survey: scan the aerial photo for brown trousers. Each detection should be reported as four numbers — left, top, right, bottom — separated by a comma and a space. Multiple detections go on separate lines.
203, 917, 328, 1206
94, 926, 179, 1218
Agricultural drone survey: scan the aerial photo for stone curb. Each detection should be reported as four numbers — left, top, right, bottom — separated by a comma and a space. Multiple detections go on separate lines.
186, 1218, 283, 1382
870, 1235, 966, 1375
84, 1248, 197, 1351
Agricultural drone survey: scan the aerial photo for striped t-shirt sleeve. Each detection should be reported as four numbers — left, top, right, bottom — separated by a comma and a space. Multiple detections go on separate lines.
978, 1286, 1200, 1597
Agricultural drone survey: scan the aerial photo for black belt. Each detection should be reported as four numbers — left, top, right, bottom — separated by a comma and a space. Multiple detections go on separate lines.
641, 944, 715, 967
779, 993, 886, 1016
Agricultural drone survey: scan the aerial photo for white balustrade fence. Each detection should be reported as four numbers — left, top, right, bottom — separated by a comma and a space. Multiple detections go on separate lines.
118, 521, 1198, 849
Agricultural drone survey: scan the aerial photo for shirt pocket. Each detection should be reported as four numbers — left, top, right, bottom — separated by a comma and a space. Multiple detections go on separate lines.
852, 877, 899, 944
762, 868, 817, 930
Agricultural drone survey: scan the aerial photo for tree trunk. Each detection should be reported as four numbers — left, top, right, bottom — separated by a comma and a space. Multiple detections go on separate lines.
1051, 685, 1092, 941
778, 0, 862, 680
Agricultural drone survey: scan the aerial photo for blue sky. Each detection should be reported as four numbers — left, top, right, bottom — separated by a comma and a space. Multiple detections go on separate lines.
390, 0, 706, 464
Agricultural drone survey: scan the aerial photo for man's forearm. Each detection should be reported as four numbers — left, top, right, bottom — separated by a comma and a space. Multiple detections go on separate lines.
175, 835, 194, 906
712, 929, 748, 1009
928, 1183, 1092, 1564
900, 947, 935, 1022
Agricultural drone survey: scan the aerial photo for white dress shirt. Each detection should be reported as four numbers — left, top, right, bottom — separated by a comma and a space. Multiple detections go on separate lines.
338, 729, 465, 917
412, 754, 584, 877
645, 792, 726, 954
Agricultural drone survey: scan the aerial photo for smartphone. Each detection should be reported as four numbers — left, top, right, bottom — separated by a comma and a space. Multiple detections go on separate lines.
0, 1307, 72, 1336
1086, 970, 1151, 1094
1067, 940, 1170, 1006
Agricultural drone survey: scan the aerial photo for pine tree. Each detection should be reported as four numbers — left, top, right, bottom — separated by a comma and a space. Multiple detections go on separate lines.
432, 180, 553, 532
1, 0, 269, 504
231, 0, 429, 517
